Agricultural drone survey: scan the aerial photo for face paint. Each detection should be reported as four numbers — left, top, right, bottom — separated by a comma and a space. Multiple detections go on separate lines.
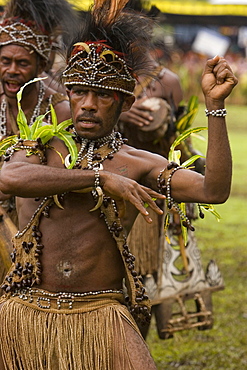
113, 91, 120, 102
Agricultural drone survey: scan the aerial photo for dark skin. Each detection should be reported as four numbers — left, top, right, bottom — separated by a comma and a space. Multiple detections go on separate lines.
119, 62, 183, 128
0, 55, 237, 289
0, 44, 71, 134
0, 44, 71, 202
0, 56, 237, 369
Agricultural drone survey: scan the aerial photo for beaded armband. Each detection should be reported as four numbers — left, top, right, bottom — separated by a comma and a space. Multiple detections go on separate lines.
157, 162, 195, 231
3, 138, 47, 164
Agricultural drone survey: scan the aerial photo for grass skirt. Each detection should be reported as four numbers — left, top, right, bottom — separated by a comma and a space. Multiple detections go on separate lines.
0, 291, 140, 370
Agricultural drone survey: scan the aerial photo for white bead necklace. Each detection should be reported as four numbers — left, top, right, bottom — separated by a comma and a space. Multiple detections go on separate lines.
0, 81, 45, 139
65, 130, 125, 169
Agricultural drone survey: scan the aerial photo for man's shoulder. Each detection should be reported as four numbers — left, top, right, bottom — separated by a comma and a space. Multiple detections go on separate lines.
121, 143, 166, 161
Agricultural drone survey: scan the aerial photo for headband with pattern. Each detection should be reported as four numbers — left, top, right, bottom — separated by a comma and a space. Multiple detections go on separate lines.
62, 0, 154, 95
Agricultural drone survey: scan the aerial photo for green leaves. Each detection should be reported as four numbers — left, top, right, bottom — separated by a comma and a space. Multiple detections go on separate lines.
198, 203, 221, 222
166, 100, 220, 244
168, 126, 207, 165
0, 135, 18, 156
176, 95, 199, 133
4, 78, 78, 169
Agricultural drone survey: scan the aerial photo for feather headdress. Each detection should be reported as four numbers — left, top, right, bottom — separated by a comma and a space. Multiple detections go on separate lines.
0, 0, 79, 61
62, 0, 154, 95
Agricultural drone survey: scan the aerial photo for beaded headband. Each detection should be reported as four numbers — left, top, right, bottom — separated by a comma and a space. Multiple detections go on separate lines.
0, 19, 51, 61
62, 42, 136, 96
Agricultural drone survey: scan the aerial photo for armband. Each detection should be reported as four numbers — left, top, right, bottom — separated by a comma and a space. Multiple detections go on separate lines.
157, 162, 195, 231
3, 139, 46, 164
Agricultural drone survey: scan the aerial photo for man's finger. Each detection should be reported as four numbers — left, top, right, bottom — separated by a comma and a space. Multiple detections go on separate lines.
203, 55, 221, 75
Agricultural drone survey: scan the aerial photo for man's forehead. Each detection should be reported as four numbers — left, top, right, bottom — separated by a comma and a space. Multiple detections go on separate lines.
72, 85, 115, 94
0, 44, 36, 58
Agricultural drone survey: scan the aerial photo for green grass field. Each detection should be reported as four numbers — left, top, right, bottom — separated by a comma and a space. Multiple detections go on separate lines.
147, 104, 247, 369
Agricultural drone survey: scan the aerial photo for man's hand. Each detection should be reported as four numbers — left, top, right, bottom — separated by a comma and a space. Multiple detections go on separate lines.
102, 172, 165, 223
202, 56, 238, 103
119, 97, 154, 127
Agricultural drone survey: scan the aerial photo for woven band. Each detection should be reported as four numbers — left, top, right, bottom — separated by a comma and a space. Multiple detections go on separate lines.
62, 42, 136, 96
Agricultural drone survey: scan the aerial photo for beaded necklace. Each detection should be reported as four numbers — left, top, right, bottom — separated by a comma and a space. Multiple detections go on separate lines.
0, 81, 45, 139
65, 129, 126, 170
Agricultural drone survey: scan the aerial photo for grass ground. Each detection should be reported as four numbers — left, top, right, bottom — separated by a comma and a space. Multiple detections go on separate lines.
147, 104, 247, 369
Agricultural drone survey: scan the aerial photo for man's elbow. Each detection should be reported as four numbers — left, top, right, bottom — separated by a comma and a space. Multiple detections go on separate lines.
207, 187, 231, 204
0, 171, 16, 196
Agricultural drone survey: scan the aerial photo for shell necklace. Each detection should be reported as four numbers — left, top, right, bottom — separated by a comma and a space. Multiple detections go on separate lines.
65, 130, 126, 170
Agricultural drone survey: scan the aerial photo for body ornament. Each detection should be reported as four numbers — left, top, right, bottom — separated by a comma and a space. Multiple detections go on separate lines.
157, 162, 195, 231
205, 108, 227, 117
63, 43, 135, 96
0, 22, 51, 61
3, 139, 47, 164
90, 167, 103, 212
11, 287, 123, 310
100, 197, 151, 324
1, 197, 54, 294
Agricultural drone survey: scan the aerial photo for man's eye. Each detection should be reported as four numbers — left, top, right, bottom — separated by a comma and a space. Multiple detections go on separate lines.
98, 92, 110, 98
0, 59, 10, 65
74, 89, 86, 95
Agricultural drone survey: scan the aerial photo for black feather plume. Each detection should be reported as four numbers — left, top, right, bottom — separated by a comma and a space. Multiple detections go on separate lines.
66, 0, 154, 76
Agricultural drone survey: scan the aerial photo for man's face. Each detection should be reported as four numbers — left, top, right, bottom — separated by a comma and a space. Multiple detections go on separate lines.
68, 85, 128, 140
0, 44, 41, 99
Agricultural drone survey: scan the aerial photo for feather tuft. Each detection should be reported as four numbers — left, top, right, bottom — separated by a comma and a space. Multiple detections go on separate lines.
65, 0, 154, 77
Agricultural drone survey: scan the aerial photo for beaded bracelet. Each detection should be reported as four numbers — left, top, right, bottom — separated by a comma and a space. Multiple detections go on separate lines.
3, 139, 46, 164
93, 167, 100, 188
205, 108, 227, 117
157, 163, 195, 231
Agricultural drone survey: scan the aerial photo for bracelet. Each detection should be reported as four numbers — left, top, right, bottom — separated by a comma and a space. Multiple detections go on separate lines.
157, 163, 195, 231
205, 108, 227, 117
93, 167, 100, 188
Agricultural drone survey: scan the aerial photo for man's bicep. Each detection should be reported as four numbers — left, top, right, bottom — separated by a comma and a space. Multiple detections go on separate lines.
3, 147, 43, 165
142, 154, 169, 190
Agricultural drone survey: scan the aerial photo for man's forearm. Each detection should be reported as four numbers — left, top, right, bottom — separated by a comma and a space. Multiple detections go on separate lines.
0, 162, 97, 198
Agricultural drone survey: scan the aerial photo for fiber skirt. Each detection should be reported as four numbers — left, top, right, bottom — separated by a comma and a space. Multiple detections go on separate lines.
0, 289, 142, 370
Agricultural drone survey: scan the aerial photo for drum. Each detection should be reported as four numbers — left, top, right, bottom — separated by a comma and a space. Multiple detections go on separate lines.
136, 97, 172, 142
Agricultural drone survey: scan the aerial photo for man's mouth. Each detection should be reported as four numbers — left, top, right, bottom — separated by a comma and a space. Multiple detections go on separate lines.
5, 80, 21, 94
78, 118, 100, 128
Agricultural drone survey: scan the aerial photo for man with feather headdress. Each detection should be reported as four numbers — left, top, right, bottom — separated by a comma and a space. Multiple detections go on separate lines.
0, 0, 237, 368
0, 0, 79, 294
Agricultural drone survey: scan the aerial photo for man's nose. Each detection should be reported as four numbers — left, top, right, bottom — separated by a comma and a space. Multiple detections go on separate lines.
81, 91, 97, 111
7, 62, 18, 75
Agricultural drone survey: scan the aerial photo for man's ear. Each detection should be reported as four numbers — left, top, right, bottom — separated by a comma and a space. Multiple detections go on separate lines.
66, 88, 71, 98
37, 58, 47, 75
122, 95, 135, 112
